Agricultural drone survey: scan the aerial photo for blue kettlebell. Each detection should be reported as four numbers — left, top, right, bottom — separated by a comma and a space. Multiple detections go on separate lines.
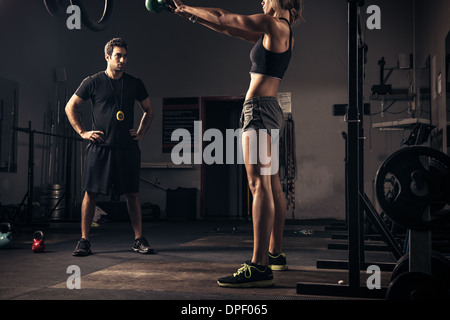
0, 222, 13, 249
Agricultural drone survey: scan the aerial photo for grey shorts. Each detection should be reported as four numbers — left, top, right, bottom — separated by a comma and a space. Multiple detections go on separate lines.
240, 97, 284, 136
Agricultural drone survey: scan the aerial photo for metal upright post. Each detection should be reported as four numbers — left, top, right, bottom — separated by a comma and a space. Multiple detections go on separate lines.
27, 121, 34, 225
65, 137, 73, 221
347, 0, 362, 292
358, 32, 367, 270
297, 0, 391, 298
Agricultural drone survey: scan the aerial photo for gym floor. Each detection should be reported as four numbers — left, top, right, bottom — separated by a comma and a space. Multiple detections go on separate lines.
0, 218, 398, 303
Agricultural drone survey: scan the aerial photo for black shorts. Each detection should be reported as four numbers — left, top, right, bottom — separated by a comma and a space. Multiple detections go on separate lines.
240, 96, 284, 136
82, 143, 141, 195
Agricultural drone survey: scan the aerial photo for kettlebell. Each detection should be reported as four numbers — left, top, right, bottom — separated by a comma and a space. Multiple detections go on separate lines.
145, 0, 174, 13
32, 230, 45, 253
0, 222, 13, 249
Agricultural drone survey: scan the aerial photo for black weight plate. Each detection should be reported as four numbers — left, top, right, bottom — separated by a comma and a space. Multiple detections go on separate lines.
376, 147, 450, 230
390, 254, 409, 282
390, 252, 450, 289
386, 271, 449, 300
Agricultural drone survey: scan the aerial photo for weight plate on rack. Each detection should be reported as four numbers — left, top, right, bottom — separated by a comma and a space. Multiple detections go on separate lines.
390, 251, 450, 289
386, 271, 449, 300
375, 147, 450, 230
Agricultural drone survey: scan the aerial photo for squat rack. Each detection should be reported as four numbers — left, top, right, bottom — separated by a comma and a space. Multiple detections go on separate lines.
13, 121, 83, 226
296, 0, 403, 298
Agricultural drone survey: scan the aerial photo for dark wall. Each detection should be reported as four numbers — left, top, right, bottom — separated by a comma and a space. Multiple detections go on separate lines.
1, 0, 445, 220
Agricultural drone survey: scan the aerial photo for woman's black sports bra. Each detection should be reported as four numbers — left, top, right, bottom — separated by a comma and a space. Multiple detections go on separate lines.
249, 18, 292, 80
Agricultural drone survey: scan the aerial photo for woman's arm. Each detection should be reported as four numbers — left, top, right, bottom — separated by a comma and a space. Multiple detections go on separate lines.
171, 1, 274, 43
194, 16, 262, 43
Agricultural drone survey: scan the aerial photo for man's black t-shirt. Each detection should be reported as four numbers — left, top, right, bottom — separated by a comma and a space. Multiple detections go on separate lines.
75, 71, 149, 147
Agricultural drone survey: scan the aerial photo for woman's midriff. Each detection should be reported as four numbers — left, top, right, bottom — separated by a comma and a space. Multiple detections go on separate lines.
245, 73, 281, 101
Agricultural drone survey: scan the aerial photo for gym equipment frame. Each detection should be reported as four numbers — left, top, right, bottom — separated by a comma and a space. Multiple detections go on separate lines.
297, 0, 402, 298
13, 121, 83, 226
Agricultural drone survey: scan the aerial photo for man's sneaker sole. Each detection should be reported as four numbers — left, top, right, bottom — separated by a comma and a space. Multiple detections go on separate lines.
132, 237, 155, 254
217, 279, 275, 288
72, 251, 92, 257
72, 238, 92, 256
132, 247, 154, 254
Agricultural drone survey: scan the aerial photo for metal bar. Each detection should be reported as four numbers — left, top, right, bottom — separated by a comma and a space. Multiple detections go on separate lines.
12, 126, 83, 141
297, 283, 387, 299
316, 259, 395, 272
358, 32, 366, 268
65, 137, 73, 220
347, 0, 361, 291
27, 121, 34, 225
296, 0, 371, 298
360, 192, 403, 260
409, 206, 432, 274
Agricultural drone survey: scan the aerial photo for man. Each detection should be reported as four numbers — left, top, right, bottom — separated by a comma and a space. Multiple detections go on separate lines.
65, 38, 154, 256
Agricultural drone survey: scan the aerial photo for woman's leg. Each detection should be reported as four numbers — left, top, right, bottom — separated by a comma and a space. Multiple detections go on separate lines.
243, 129, 275, 266
269, 172, 286, 255
217, 129, 277, 287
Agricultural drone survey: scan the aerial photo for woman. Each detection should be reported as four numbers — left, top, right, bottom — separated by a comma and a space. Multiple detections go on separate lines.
171, 0, 303, 288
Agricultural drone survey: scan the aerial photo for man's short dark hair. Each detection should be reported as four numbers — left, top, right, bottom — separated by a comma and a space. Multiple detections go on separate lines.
104, 38, 128, 56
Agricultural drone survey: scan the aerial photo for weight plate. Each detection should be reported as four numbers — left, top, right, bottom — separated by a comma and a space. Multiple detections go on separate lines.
375, 147, 450, 230
386, 271, 449, 300
390, 252, 450, 289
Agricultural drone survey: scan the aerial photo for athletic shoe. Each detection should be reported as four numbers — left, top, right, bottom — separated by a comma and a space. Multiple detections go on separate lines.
132, 237, 154, 254
269, 252, 288, 271
72, 238, 92, 256
217, 261, 275, 288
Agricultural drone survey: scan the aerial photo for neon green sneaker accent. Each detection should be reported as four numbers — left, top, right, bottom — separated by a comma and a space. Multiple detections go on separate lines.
217, 261, 275, 288
269, 252, 288, 271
